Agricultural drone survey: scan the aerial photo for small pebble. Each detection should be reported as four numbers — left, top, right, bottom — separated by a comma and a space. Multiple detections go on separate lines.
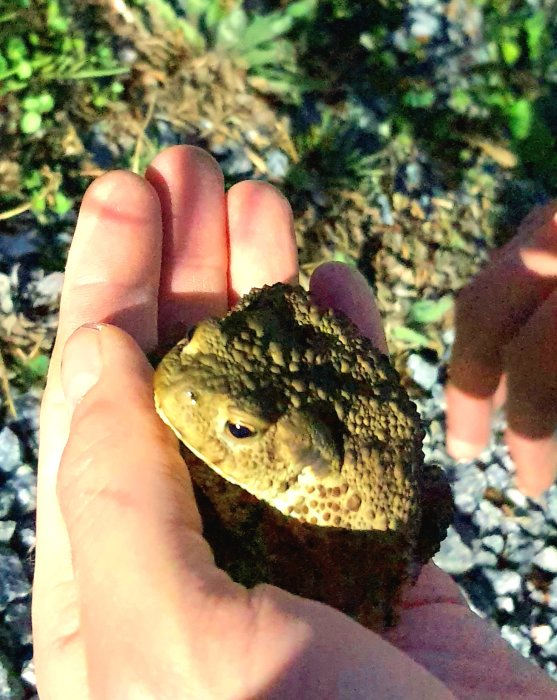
0, 274, 13, 314
484, 464, 510, 490
0, 650, 24, 700
0, 548, 30, 611
472, 499, 502, 533
504, 532, 541, 567
32, 271, 64, 307
531, 625, 553, 647
0, 492, 15, 520
484, 569, 522, 597
500, 625, 532, 658
4, 601, 32, 647
433, 525, 474, 574
407, 353, 438, 391
265, 150, 289, 179
452, 464, 487, 514
496, 596, 515, 614
483, 534, 504, 554
533, 547, 557, 574
6, 466, 36, 516
0, 429, 22, 475
0, 522, 15, 545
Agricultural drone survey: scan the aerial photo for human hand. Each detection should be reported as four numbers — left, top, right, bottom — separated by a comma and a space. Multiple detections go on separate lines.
446, 203, 557, 498
34, 146, 557, 699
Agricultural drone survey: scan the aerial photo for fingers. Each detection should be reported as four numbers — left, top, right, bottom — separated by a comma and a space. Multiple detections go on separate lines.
309, 262, 388, 354
503, 289, 557, 497
53, 324, 235, 697
146, 146, 228, 345
34, 171, 164, 698
446, 203, 557, 465
227, 180, 298, 302
57, 171, 163, 355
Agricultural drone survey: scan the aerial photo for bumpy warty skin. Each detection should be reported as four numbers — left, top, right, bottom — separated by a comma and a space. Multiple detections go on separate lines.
154, 282, 453, 628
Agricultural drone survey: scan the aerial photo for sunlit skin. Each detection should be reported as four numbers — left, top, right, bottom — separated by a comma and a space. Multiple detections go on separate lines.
33, 146, 557, 698
446, 202, 557, 498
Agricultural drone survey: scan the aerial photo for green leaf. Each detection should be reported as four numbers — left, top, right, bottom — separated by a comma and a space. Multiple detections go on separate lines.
26, 354, 49, 378
448, 88, 471, 113
6, 36, 27, 61
53, 191, 72, 215
507, 98, 533, 140
15, 60, 32, 80
22, 95, 40, 111
391, 326, 431, 348
525, 11, 546, 62
500, 38, 521, 65
285, 0, 317, 19
30, 192, 46, 213
20, 111, 42, 134
235, 12, 293, 53
179, 20, 206, 51
407, 296, 453, 324
331, 251, 356, 266
215, 7, 248, 49
402, 89, 435, 109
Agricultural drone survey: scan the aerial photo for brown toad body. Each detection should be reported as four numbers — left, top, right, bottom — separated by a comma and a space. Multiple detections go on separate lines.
154, 283, 453, 628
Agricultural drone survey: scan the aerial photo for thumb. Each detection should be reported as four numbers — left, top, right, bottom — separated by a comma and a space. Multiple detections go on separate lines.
58, 321, 203, 544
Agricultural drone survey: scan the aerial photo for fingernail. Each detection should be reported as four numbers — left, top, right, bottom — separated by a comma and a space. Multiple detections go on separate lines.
61, 323, 103, 411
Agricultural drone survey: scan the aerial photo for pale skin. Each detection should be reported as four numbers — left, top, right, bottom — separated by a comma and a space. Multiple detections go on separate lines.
34, 145, 557, 699
446, 201, 557, 498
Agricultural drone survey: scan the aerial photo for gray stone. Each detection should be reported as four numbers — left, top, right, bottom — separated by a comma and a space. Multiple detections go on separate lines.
6, 466, 36, 515
539, 633, 557, 658
531, 624, 553, 646
406, 353, 438, 391
265, 150, 289, 180
495, 596, 515, 614
32, 271, 64, 307
433, 525, 474, 574
452, 464, 487, 514
20, 658, 35, 692
483, 534, 504, 554
484, 568, 522, 597
500, 625, 531, 658
533, 546, 557, 574
547, 578, 557, 609
15, 525, 35, 555
0, 523, 15, 545
519, 511, 547, 538
504, 531, 541, 567
484, 463, 510, 490
474, 548, 497, 567
472, 499, 501, 533
0, 230, 39, 259
376, 193, 394, 226
0, 650, 24, 700
0, 548, 29, 611
409, 9, 441, 40
0, 430, 22, 475
0, 275, 13, 314
546, 486, 557, 525
4, 600, 32, 647
0, 492, 15, 520
506, 487, 529, 510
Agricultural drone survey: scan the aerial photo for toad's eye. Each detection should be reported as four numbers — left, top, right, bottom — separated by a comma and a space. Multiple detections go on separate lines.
186, 324, 197, 343
226, 422, 255, 439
